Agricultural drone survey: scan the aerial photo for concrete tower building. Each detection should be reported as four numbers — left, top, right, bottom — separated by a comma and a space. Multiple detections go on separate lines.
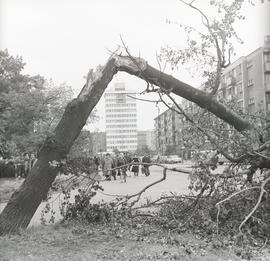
105, 82, 137, 152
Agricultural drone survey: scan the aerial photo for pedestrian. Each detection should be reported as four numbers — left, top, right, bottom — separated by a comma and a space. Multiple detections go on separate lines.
111, 154, 117, 180
93, 155, 100, 172
117, 153, 127, 183
102, 153, 114, 181
17, 154, 25, 178
24, 153, 30, 177
131, 154, 140, 176
142, 154, 151, 176
29, 153, 37, 170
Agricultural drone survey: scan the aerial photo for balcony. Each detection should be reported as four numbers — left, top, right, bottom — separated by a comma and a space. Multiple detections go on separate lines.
247, 79, 254, 87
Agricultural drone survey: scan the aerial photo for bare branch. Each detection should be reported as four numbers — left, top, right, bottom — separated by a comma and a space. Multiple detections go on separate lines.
238, 176, 270, 233
126, 94, 162, 103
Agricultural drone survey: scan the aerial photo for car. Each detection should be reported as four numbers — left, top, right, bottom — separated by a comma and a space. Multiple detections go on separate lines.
159, 156, 168, 163
165, 155, 182, 164
150, 155, 159, 162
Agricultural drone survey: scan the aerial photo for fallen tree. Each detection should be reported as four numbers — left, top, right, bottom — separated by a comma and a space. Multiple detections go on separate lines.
0, 53, 267, 235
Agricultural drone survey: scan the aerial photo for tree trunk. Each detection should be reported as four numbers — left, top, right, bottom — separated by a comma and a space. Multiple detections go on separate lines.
115, 56, 252, 132
0, 58, 118, 235
0, 54, 252, 235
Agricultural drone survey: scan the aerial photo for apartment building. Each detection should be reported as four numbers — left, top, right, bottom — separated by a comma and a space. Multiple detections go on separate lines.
218, 35, 270, 114
154, 37, 270, 156
90, 132, 106, 154
154, 107, 184, 155
137, 130, 156, 151
105, 82, 138, 152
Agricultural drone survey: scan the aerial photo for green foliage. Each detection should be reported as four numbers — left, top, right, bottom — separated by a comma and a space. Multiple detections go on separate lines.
68, 130, 93, 158
160, 0, 247, 92
62, 188, 113, 223
136, 145, 151, 156
164, 145, 177, 156
0, 49, 75, 156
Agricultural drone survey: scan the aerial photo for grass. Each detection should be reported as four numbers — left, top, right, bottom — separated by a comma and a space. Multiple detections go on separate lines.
1, 177, 269, 260
0, 178, 23, 203
1, 221, 269, 261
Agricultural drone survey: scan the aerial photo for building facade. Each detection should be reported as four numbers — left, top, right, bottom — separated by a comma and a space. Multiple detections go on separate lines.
154, 37, 270, 156
218, 35, 270, 114
105, 83, 138, 152
154, 107, 184, 156
137, 130, 156, 151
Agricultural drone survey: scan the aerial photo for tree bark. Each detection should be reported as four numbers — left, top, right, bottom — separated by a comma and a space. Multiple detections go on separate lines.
0, 58, 118, 235
0, 54, 252, 235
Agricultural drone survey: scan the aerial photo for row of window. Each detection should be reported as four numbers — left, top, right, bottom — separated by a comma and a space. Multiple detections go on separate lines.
106, 114, 136, 118
105, 103, 136, 107
107, 129, 137, 133
115, 87, 125, 91
107, 135, 137, 139
105, 92, 136, 96
106, 124, 137, 128
107, 140, 137, 144
105, 108, 136, 113
105, 95, 136, 100
106, 119, 137, 123
107, 145, 137, 150
105, 98, 134, 102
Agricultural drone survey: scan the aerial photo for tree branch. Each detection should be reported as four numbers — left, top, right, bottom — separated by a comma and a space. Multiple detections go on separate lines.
238, 176, 270, 233
115, 55, 252, 131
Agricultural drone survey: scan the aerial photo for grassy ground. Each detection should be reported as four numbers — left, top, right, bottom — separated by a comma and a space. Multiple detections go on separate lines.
0, 178, 23, 203
1, 221, 269, 261
1, 175, 269, 260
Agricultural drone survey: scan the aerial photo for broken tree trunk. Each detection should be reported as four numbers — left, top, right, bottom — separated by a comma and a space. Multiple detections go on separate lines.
115, 56, 252, 132
0, 58, 118, 235
0, 55, 252, 235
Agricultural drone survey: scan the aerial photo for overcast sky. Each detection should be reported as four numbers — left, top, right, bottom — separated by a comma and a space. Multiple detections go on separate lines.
1, 0, 270, 131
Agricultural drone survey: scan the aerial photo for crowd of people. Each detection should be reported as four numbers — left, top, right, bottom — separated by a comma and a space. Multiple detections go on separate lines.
0, 153, 37, 178
0, 151, 152, 183
94, 152, 152, 182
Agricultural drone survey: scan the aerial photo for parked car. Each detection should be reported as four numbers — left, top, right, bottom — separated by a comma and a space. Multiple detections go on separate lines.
150, 155, 159, 162
159, 156, 168, 163
165, 155, 182, 164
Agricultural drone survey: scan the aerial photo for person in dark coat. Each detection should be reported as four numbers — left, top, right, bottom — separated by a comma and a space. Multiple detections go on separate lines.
131, 155, 140, 176
93, 155, 100, 171
142, 154, 151, 176
102, 153, 114, 181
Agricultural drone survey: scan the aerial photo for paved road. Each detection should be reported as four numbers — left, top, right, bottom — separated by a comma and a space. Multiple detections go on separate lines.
1, 164, 192, 227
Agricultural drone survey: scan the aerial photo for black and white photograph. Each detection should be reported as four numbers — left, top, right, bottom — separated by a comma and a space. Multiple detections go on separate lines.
0, 0, 270, 260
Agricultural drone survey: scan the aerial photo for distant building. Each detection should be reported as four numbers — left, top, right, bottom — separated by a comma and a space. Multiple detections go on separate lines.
90, 132, 106, 154
105, 83, 138, 152
154, 107, 184, 156
137, 130, 156, 151
155, 37, 270, 156
218, 35, 270, 114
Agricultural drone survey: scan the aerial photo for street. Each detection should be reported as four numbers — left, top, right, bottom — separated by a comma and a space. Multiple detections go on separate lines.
0, 164, 192, 227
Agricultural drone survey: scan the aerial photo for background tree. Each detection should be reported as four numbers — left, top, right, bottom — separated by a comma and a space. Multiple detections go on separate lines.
0, 50, 97, 158
136, 145, 151, 156
68, 130, 93, 159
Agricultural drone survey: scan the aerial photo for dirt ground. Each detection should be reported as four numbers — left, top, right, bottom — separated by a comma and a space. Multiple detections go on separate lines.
2, 222, 268, 261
